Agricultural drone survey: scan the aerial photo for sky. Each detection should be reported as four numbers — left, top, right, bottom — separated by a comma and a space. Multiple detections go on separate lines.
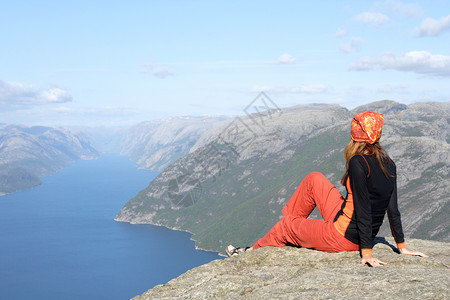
0, 0, 449, 126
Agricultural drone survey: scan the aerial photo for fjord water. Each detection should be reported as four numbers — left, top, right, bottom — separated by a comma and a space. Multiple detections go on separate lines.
0, 154, 221, 300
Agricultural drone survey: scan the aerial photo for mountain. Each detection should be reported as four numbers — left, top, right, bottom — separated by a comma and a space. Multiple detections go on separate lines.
134, 238, 449, 299
0, 125, 99, 195
115, 101, 449, 254
119, 116, 231, 171
68, 125, 127, 154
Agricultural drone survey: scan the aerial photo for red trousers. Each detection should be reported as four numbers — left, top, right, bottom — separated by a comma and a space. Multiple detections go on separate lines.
253, 172, 359, 252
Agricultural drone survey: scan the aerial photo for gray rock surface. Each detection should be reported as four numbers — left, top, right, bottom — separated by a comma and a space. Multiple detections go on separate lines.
134, 238, 449, 299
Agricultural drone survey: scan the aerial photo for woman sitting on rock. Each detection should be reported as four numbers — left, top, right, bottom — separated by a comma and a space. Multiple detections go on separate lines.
226, 112, 428, 267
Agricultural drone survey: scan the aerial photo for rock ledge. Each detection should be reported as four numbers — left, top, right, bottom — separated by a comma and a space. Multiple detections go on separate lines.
134, 238, 449, 299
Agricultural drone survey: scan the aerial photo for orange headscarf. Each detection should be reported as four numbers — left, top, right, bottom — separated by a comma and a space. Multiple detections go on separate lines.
351, 112, 384, 144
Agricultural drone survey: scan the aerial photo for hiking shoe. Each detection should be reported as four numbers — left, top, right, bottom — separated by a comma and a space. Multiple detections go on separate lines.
226, 245, 250, 257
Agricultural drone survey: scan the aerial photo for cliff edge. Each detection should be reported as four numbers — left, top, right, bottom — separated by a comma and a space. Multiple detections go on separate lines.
134, 238, 449, 299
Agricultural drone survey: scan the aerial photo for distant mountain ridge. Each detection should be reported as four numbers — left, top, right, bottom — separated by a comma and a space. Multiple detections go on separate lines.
0, 116, 230, 196
116, 101, 450, 254
119, 116, 231, 171
0, 125, 99, 195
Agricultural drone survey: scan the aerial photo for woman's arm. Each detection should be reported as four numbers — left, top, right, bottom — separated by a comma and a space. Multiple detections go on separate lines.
348, 157, 386, 266
399, 248, 429, 257
387, 164, 428, 258
386, 164, 406, 250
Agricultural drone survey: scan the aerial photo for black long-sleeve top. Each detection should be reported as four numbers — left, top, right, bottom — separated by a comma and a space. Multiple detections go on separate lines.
333, 155, 405, 255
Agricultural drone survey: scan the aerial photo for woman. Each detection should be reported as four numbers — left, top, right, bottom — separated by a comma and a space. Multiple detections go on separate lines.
226, 112, 428, 267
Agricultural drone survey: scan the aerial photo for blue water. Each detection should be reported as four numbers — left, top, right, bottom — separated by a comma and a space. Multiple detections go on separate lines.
0, 154, 222, 300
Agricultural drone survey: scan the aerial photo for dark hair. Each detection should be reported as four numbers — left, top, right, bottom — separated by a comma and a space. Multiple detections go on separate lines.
340, 140, 393, 186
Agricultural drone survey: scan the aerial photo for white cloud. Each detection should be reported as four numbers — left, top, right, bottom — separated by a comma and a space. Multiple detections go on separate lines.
415, 14, 450, 37
339, 37, 364, 54
143, 64, 175, 78
349, 51, 450, 77
374, 0, 424, 18
251, 84, 328, 94
0, 79, 72, 109
250, 86, 285, 93
291, 85, 328, 94
335, 29, 347, 37
276, 54, 296, 64
354, 12, 390, 27
39, 88, 72, 103
152, 66, 175, 78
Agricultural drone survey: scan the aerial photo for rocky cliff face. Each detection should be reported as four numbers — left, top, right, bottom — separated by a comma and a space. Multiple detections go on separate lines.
134, 238, 449, 299
119, 116, 230, 171
0, 125, 98, 194
115, 101, 449, 253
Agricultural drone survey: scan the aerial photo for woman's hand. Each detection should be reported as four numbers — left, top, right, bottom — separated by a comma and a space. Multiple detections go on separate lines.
361, 254, 387, 267
399, 248, 429, 257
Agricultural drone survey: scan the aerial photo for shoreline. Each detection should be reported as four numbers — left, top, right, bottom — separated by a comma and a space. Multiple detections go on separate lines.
0, 183, 42, 197
114, 218, 225, 256
0, 155, 100, 197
